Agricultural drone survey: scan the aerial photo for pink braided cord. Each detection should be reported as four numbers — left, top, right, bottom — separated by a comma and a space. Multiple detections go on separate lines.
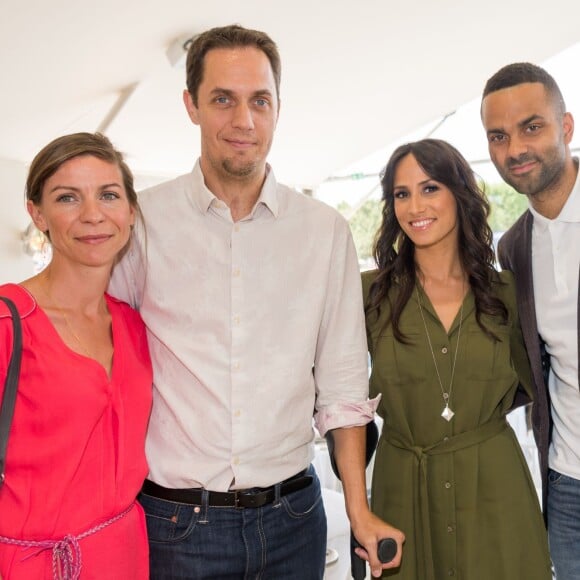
0, 502, 134, 579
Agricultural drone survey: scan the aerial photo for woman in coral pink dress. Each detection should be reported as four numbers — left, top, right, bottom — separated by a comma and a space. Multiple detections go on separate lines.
0, 133, 152, 579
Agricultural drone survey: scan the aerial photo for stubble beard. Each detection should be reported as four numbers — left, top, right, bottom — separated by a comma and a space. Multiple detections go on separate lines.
499, 145, 567, 198
222, 157, 258, 179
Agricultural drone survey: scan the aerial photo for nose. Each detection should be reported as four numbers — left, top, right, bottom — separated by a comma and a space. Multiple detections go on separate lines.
232, 102, 254, 130
507, 134, 529, 162
408, 192, 425, 214
80, 198, 105, 223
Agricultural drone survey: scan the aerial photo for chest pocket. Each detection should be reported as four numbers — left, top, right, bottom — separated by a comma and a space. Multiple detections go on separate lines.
371, 326, 428, 386
463, 322, 514, 381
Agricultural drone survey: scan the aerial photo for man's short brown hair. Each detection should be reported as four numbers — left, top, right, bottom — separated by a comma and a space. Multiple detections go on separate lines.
185, 24, 281, 107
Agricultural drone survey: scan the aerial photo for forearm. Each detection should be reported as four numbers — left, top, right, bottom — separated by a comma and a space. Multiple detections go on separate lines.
330, 425, 370, 522
330, 424, 405, 576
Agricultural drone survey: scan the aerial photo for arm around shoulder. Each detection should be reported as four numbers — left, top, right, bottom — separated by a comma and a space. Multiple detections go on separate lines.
109, 220, 147, 308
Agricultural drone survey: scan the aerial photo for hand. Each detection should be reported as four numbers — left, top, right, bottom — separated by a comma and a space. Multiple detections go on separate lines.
351, 509, 405, 578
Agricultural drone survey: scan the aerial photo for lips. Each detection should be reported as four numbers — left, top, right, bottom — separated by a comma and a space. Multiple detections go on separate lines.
507, 156, 538, 176
409, 218, 434, 229
224, 138, 256, 149
509, 161, 537, 175
75, 234, 113, 244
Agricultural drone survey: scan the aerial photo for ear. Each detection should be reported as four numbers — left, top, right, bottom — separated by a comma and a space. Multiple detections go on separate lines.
27, 200, 48, 234
563, 112, 574, 145
183, 89, 200, 126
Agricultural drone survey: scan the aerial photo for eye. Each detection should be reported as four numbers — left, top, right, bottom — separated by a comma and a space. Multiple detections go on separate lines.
393, 189, 408, 199
424, 184, 439, 194
101, 190, 121, 201
526, 123, 541, 133
488, 133, 506, 144
215, 95, 230, 105
254, 98, 269, 107
55, 193, 76, 203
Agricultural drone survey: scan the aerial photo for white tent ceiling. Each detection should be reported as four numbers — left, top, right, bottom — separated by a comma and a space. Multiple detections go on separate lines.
2, 0, 580, 191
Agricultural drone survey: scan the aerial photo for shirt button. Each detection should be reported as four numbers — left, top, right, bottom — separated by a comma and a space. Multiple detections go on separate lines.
233, 457, 240, 465
234, 409, 241, 418
445, 482, 452, 489
448, 569, 455, 576
233, 315, 240, 325
233, 268, 240, 277
234, 225, 240, 232
447, 525, 454, 533
441, 347, 448, 354
443, 437, 449, 442
233, 361, 240, 371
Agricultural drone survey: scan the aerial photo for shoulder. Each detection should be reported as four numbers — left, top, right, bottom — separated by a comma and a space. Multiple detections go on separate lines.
105, 294, 142, 323
105, 296, 150, 368
361, 269, 379, 301
498, 210, 531, 248
137, 173, 192, 208
0, 284, 36, 320
105, 294, 148, 344
491, 270, 518, 316
496, 269, 515, 285
279, 184, 348, 225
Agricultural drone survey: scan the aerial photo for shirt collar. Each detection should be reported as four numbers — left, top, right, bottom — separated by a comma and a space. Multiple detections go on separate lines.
529, 157, 580, 225
189, 159, 279, 219
254, 165, 279, 218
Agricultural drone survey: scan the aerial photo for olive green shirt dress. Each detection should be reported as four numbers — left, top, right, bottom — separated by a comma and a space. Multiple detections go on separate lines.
363, 269, 551, 580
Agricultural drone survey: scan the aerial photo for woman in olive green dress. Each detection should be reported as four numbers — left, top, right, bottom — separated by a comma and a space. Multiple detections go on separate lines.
363, 139, 552, 579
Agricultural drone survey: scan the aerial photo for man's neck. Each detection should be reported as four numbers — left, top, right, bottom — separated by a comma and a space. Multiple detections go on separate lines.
529, 157, 578, 219
201, 160, 267, 222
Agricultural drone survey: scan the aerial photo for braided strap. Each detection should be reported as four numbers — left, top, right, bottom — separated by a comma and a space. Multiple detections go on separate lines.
0, 502, 134, 579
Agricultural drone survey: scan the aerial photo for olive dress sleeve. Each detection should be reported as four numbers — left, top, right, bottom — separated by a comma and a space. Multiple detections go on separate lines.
361, 270, 379, 357
500, 270, 534, 402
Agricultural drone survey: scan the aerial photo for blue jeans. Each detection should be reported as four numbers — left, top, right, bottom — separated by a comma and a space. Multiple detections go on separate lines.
139, 465, 327, 579
548, 469, 580, 579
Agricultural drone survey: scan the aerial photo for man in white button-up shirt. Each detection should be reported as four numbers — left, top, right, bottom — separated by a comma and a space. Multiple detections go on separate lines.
110, 24, 403, 579
482, 62, 580, 579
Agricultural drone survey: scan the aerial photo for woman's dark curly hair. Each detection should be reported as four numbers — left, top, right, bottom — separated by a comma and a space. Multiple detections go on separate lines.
366, 138, 507, 342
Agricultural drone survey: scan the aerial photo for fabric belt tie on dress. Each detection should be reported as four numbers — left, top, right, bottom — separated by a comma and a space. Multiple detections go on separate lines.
0, 502, 135, 580
141, 468, 313, 508
383, 417, 509, 580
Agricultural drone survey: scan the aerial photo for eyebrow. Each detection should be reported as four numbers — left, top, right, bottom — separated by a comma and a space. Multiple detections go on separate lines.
486, 114, 544, 135
393, 178, 435, 189
48, 183, 122, 194
210, 87, 274, 98
518, 114, 544, 128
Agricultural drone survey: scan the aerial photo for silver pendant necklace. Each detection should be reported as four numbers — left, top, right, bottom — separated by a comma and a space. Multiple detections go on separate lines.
416, 285, 464, 422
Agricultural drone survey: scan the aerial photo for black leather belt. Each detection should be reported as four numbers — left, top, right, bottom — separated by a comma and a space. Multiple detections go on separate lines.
141, 469, 313, 508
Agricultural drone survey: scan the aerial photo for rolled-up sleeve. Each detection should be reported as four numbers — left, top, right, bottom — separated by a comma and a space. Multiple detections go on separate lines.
313, 216, 378, 436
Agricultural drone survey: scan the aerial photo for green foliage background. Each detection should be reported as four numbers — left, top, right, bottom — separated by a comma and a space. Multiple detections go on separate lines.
484, 182, 528, 232
340, 182, 529, 263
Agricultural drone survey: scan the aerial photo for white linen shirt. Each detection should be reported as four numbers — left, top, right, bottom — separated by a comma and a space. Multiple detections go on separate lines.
110, 161, 376, 491
531, 164, 580, 479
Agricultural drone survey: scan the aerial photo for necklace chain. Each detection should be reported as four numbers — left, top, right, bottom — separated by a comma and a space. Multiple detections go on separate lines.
41, 284, 95, 359
416, 285, 464, 422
